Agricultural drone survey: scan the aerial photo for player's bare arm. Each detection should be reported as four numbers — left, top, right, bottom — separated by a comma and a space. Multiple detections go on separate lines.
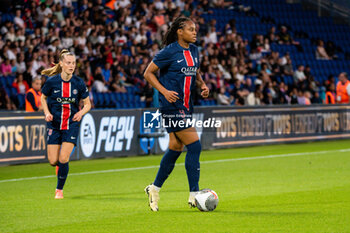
196, 69, 209, 98
144, 61, 179, 103
72, 97, 91, 122
41, 93, 53, 122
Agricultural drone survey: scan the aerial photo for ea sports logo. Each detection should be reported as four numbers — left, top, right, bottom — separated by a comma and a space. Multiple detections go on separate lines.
80, 113, 96, 157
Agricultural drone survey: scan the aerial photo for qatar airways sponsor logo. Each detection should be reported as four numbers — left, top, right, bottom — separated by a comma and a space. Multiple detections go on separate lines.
56, 97, 76, 104
181, 67, 197, 76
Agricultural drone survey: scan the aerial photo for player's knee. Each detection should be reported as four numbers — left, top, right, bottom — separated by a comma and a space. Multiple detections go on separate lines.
48, 158, 58, 166
169, 141, 184, 152
59, 157, 70, 164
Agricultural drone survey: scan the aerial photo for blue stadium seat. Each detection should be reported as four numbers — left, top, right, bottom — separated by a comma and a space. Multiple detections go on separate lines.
95, 93, 104, 108
102, 93, 112, 108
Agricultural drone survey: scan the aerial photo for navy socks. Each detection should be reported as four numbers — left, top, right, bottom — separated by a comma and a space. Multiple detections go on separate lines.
56, 162, 69, 190
154, 149, 182, 188
153, 140, 201, 191
185, 140, 201, 192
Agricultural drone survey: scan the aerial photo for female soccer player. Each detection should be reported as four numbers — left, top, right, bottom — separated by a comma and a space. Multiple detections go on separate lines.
143, 17, 209, 211
41, 49, 91, 199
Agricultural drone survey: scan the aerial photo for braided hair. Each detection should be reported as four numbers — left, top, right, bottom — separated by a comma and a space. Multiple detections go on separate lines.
162, 17, 193, 47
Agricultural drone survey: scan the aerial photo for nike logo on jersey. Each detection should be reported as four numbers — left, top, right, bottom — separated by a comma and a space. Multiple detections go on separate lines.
71, 137, 76, 139
177, 59, 184, 63
54, 90, 60, 93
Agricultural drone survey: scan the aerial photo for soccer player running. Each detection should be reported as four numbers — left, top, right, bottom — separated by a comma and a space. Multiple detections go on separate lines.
144, 17, 209, 211
41, 49, 91, 199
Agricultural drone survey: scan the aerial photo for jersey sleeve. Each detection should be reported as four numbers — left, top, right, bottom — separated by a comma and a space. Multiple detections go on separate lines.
79, 79, 89, 99
153, 47, 172, 69
41, 78, 52, 96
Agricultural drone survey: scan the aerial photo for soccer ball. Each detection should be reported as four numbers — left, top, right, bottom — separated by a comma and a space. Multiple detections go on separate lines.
195, 189, 219, 212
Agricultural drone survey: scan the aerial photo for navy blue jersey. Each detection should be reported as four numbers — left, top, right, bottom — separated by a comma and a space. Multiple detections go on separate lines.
41, 74, 89, 130
153, 41, 199, 112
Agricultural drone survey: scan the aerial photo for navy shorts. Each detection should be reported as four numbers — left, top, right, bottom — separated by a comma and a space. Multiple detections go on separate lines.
161, 109, 193, 133
47, 127, 79, 146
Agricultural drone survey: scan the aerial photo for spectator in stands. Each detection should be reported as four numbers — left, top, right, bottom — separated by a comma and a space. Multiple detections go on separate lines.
278, 26, 302, 51
22, 9, 34, 29
304, 65, 313, 79
14, 9, 25, 29
289, 87, 299, 104
92, 73, 109, 93
279, 52, 289, 66
325, 83, 336, 104
110, 73, 127, 93
266, 26, 278, 43
233, 65, 245, 81
263, 81, 277, 105
246, 61, 258, 76
293, 65, 306, 84
311, 91, 323, 104
25, 77, 42, 112
261, 38, 270, 53
198, 17, 209, 38
260, 63, 272, 76
316, 40, 331, 60
231, 79, 245, 105
217, 87, 233, 105
336, 72, 350, 104
297, 90, 306, 105
37, 3, 52, 23
16, 52, 27, 74
278, 82, 289, 104
102, 62, 112, 85
325, 41, 337, 59
0, 58, 12, 76
304, 91, 311, 105
5, 26, 15, 42
10, 59, 17, 73
12, 73, 29, 94
282, 58, 294, 76
278, 26, 292, 44
250, 34, 263, 51
246, 89, 262, 106
243, 77, 254, 92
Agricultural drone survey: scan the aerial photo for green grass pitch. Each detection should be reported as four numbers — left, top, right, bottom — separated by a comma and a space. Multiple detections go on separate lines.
1, 140, 350, 233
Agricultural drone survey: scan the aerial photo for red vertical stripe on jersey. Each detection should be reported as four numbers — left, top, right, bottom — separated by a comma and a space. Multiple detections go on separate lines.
183, 76, 192, 111
60, 82, 71, 130
183, 50, 194, 110
183, 50, 194, 66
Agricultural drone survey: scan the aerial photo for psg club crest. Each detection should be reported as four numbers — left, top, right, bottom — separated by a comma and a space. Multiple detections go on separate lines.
48, 129, 53, 136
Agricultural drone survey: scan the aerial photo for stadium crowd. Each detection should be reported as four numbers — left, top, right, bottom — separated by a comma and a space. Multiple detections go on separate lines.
0, 0, 348, 111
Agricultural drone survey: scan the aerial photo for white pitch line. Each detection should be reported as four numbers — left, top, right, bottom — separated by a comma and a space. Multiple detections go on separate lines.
0, 148, 349, 184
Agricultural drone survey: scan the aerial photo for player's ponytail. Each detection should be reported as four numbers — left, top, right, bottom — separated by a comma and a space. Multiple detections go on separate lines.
162, 17, 192, 47
41, 49, 72, 77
